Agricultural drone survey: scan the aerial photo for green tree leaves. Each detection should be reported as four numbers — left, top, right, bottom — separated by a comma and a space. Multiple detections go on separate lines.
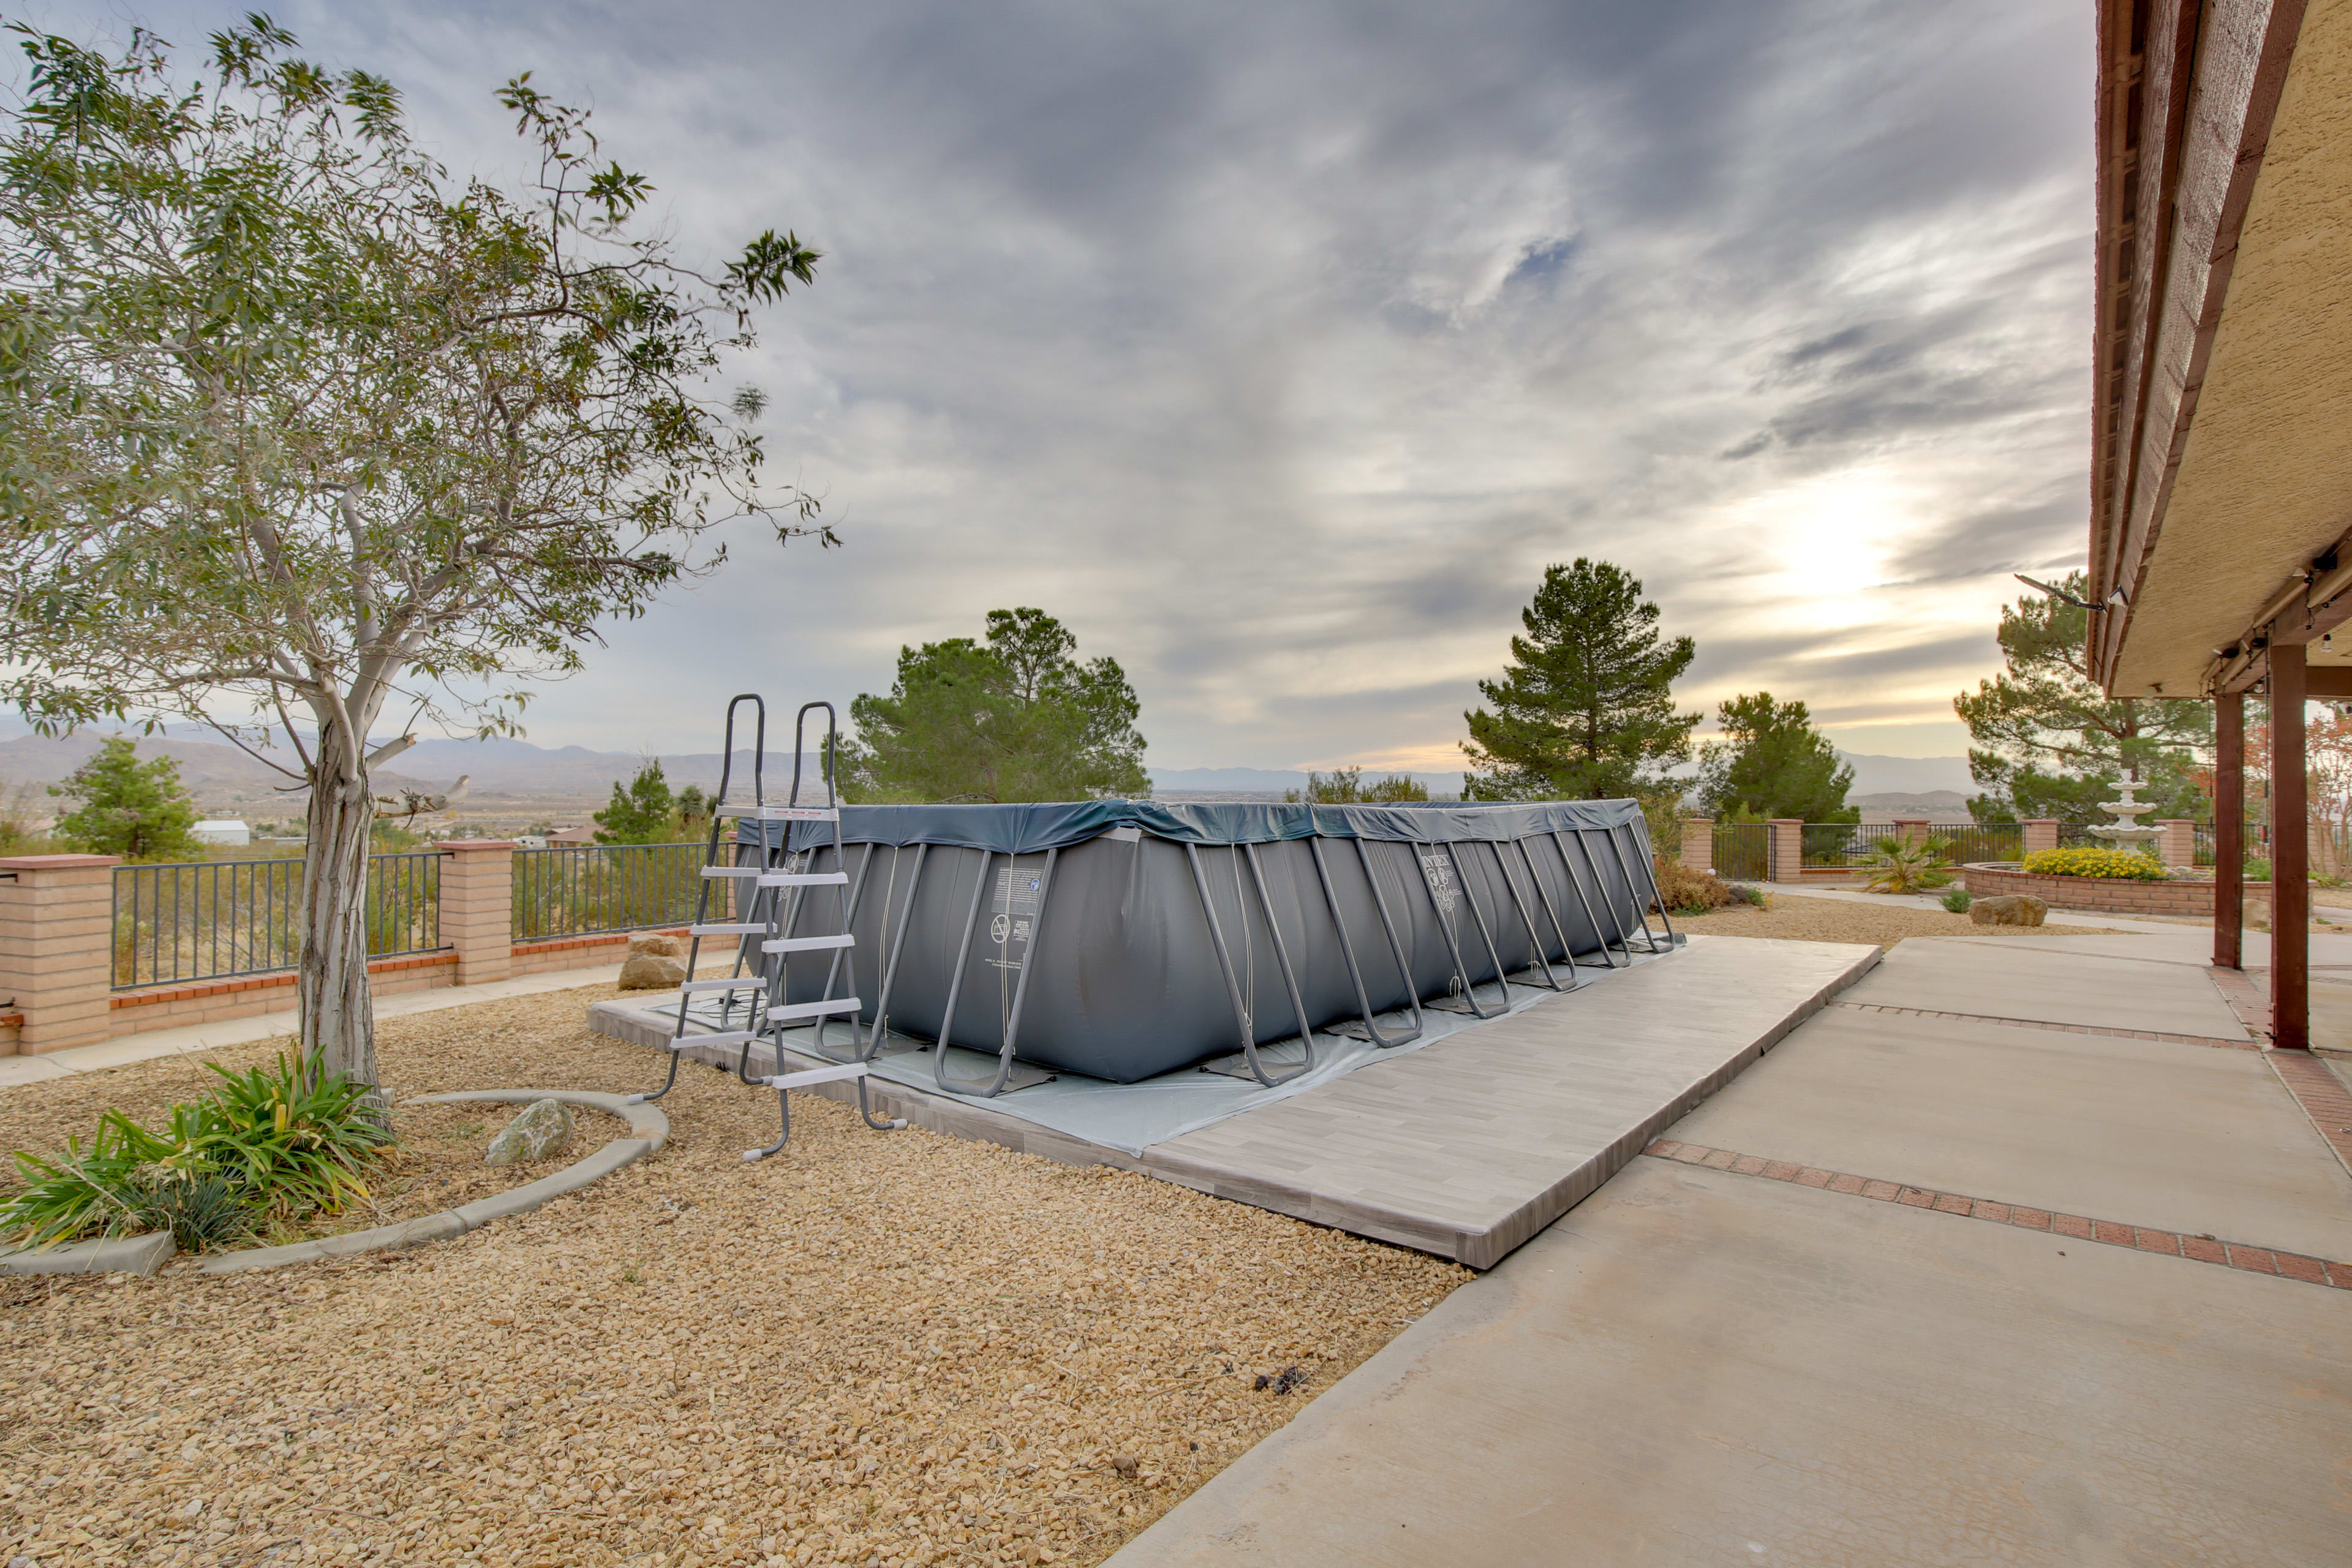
845, 608, 1148, 802
48, 736, 201, 861
1462, 559, 1698, 800
1695, 692, 1856, 822
592, 758, 679, 844
1953, 574, 2211, 823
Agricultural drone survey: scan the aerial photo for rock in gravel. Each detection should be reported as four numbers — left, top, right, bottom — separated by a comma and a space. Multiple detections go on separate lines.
617, 951, 688, 990
1970, 894, 2048, 927
628, 932, 685, 960
484, 1099, 575, 1165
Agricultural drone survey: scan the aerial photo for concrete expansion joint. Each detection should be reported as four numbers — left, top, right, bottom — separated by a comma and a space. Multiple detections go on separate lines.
1643, 1139, 2352, 1291
1827, 1000, 2260, 1052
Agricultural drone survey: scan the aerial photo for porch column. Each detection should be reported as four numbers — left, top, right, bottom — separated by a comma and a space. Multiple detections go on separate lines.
1679, 818, 1714, 873
2214, 692, 2244, 971
2268, 649, 2308, 1049
1767, 818, 1803, 884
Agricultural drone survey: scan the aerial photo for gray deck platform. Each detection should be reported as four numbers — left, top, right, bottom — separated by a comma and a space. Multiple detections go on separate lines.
590, 934, 1879, 1267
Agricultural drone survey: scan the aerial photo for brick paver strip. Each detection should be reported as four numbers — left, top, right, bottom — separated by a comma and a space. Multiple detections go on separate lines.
1830, 1001, 2258, 1051
2267, 1051, 2352, 1181
1642, 1139, 2352, 1292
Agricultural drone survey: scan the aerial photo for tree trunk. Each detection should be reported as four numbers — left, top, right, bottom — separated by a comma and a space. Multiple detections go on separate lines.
300, 725, 379, 1104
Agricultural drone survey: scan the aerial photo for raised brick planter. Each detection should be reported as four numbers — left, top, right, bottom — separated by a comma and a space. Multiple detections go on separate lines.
1961, 862, 2264, 918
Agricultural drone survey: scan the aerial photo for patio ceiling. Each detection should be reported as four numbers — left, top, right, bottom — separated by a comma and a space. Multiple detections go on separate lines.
2089, 0, 2352, 696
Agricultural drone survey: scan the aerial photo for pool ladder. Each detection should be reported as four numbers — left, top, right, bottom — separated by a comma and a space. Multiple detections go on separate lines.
625, 695, 903, 1158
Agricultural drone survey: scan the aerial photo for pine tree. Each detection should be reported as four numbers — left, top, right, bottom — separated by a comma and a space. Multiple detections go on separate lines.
1463, 559, 1699, 799
48, 738, 202, 860
594, 760, 679, 844
1695, 693, 1856, 821
1953, 575, 2211, 823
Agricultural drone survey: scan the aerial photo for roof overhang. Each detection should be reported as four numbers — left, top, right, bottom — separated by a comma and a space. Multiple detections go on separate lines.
2086, 0, 2352, 697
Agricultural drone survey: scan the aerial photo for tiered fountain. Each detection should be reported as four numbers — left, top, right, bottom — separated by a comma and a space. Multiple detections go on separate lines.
2087, 767, 2168, 863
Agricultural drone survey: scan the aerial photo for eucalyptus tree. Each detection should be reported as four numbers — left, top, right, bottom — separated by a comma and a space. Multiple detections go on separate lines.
0, 19, 830, 1096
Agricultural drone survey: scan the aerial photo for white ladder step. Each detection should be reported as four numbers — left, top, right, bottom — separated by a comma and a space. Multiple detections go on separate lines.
679, 978, 766, 994
717, 805, 841, 821
767, 996, 861, 1023
757, 871, 850, 888
690, 922, 771, 937
701, 865, 769, 878
759, 1061, 870, 1090
763, 933, 855, 954
663, 1030, 759, 1050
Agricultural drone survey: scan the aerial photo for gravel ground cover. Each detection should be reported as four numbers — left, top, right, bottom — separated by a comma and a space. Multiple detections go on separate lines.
0, 982, 1468, 1568
1670, 892, 2120, 950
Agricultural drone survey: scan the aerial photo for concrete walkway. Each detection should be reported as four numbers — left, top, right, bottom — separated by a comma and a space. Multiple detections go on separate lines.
1112, 933, 2352, 1567
0, 962, 644, 1091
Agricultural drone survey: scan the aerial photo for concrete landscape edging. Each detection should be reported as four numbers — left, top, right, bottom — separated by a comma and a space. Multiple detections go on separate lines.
0, 1229, 178, 1278
194, 1090, 669, 1275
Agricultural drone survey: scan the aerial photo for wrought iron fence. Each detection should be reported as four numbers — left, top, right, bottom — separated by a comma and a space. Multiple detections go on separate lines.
1713, 822, 1768, 880
2195, 823, 2217, 867
1940, 823, 2024, 864
112, 851, 443, 990
510, 842, 707, 941
1801, 823, 1877, 868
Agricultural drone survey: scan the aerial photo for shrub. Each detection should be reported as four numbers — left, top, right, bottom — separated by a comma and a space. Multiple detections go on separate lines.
1651, 857, 1738, 914
0, 1053, 393, 1252
1940, 887, 1973, 914
2019, 846, 2168, 881
2245, 857, 2273, 883
1861, 835, 1953, 894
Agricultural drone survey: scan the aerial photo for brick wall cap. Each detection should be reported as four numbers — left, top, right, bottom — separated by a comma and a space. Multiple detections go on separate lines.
0, 853, 121, 870
433, 839, 518, 852
1766, 818, 1802, 827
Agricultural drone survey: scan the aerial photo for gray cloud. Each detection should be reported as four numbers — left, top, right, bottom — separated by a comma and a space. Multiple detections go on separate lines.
46, 0, 2092, 766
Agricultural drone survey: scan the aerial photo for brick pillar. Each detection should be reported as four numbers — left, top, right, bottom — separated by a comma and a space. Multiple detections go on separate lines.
1679, 818, 1714, 873
435, 840, 516, 986
1893, 817, 1928, 845
2022, 819, 2060, 856
1767, 818, 1804, 883
0, 854, 122, 1055
2158, 819, 2195, 868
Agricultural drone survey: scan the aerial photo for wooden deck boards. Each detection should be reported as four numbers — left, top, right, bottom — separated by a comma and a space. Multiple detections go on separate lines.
590, 933, 1879, 1267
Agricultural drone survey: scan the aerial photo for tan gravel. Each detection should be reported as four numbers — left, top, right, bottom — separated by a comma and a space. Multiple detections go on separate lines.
0, 981, 1467, 1568
1671, 891, 2122, 951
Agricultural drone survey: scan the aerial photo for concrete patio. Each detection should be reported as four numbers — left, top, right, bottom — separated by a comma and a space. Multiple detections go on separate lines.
1109, 933, 2352, 1567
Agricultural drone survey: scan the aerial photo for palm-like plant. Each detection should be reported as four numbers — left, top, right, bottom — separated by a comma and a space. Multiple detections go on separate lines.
1861, 834, 1955, 894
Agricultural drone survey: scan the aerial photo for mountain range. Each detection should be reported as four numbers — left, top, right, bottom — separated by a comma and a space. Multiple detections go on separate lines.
0, 726, 1977, 808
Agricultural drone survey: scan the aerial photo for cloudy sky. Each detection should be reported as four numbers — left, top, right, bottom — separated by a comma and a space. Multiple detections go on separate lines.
41, 0, 2093, 770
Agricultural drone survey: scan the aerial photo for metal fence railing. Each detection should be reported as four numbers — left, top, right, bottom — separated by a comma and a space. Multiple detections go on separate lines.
510, 842, 707, 943
1713, 823, 1768, 880
1800, 823, 1877, 868
112, 851, 444, 991
2195, 823, 2218, 867
1940, 823, 2024, 864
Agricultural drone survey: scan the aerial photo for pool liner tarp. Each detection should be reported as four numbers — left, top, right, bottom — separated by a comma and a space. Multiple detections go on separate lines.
731, 799, 1662, 1085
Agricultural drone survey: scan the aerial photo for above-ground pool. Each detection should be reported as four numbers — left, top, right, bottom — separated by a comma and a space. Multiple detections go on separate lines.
717, 799, 1670, 1091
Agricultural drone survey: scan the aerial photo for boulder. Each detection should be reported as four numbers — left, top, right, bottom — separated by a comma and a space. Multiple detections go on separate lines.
627, 931, 684, 960
617, 952, 688, 990
486, 1099, 576, 1166
1970, 894, 2047, 927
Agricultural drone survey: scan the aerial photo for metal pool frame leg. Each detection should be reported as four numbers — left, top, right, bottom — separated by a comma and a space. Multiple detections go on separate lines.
933, 846, 1060, 1098
1509, 836, 1588, 990
1443, 842, 1518, 1005
1602, 819, 1681, 948
1185, 842, 1316, 1086
1486, 839, 1562, 990
1589, 823, 1665, 959
1547, 829, 1624, 968
859, 843, 930, 1061
1309, 838, 1422, 1047
1412, 842, 1507, 1019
